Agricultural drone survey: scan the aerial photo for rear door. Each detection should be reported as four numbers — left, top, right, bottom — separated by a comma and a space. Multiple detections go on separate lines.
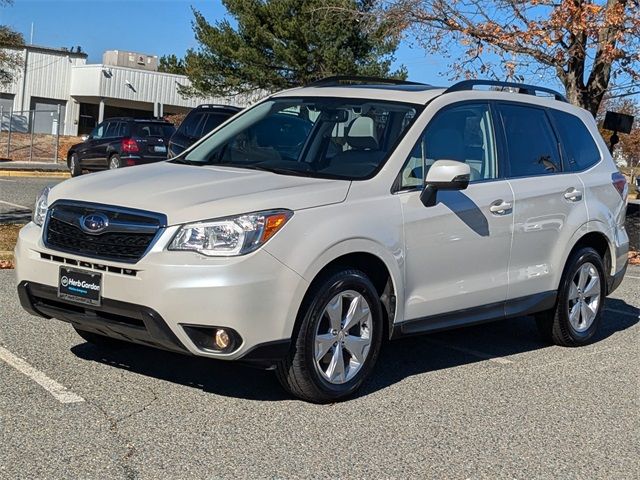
399, 101, 514, 321
496, 103, 588, 302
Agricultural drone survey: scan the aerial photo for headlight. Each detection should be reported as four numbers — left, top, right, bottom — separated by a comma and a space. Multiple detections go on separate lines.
168, 209, 292, 256
33, 186, 51, 226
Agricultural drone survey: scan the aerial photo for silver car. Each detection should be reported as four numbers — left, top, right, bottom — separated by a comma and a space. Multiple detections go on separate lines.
16, 77, 629, 403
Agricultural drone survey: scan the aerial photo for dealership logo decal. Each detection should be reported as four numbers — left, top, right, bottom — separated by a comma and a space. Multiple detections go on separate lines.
61, 276, 69, 287
80, 213, 109, 234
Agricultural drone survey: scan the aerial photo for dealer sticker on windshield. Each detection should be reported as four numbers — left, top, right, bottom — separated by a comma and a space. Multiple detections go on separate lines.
58, 266, 102, 306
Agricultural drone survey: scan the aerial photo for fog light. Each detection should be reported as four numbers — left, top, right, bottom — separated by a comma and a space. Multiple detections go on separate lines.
215, 329, 230, 350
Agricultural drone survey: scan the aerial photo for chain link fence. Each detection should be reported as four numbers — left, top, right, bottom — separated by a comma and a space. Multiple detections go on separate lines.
0, 106, 62, 163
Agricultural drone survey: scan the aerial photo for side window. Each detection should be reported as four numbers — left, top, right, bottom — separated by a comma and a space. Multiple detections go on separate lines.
498, 104, 561, 177
180, 112, 205, 138
399, 103, 497, 189
549, 109, 601, 171
104, 122, 118, 138
91, 122, 105, 139
200, 114, 228, 137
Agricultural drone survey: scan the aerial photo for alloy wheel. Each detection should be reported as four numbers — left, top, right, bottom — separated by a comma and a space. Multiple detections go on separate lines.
567, 262, 601, 333
314, 290, 372, 385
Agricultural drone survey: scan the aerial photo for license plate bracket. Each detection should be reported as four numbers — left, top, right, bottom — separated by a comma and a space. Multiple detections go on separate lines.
58, 266, 102, 306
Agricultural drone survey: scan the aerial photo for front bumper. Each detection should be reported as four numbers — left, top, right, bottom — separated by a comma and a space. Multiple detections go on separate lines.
15, 222, 308, 364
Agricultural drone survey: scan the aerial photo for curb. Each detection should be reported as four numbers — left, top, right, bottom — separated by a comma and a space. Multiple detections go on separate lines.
0, 170, 70, 178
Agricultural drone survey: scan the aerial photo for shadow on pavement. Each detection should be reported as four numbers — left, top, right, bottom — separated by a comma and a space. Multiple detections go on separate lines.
71, 297, 638, 402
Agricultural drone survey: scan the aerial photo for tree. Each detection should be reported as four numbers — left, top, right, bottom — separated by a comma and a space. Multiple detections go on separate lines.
0, 0, 24, 87
158, 54, 186, 75
182, 0, 405, 97
368, 0, 639, 116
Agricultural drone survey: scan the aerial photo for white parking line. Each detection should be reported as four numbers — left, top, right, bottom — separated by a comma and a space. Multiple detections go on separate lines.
605, 307, 639, 318
0, 346, 85, 404
0, 200, 30, 210
425, 338, 514, 365
625, 275, 640, 280
0, 178, 16, 182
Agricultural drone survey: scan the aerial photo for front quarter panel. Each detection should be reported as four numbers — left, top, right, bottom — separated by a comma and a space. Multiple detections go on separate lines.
264, 193, 405, 328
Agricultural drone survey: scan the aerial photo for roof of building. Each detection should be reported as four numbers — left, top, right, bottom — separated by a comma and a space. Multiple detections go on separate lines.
0, 43, 88, 58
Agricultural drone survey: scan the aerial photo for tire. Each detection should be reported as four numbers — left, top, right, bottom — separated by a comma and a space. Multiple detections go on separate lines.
275, 269, 383, 403
68, 153, 81, 177
108, 154, 122, 170
74, 327, 126, 349
535, 247, 606, 347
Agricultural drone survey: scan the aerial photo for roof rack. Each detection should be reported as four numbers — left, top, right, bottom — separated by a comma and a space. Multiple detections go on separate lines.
445, 79, 568, 102
306, 75, 426, 88
194, 104, 242, 111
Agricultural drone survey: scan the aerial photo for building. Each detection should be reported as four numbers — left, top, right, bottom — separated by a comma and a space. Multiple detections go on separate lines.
0, 44, 256, 136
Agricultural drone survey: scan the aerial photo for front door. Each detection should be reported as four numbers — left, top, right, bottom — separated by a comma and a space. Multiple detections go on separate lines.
398, 102, 513, 322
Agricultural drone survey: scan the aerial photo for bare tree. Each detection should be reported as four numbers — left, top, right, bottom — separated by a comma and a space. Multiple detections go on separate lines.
370, 0, 639, 116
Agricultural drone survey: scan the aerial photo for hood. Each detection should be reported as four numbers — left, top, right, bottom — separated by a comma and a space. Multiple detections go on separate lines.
49, 162, 350, 225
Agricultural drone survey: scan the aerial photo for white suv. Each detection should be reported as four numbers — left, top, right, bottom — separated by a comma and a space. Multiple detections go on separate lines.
15, 78, 629, 403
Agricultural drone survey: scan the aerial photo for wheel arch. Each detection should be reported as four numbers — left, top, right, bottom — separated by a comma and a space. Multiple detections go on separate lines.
559, 222, 615, 292
290, 242, 404, 341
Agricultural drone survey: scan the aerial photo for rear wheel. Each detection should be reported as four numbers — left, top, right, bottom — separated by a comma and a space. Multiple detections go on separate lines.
109, 154, 121, 170
68, 153, 81, 177
536, 247, 605, 346
74, 327, 126, 349
276, 269, 383, 403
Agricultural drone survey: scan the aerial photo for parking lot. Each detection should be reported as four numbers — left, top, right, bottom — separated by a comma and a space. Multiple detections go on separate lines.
0, 176, 638, 479
0, 176, 63, 224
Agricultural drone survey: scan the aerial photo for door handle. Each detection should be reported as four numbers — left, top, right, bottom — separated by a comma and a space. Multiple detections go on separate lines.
563, 188, 583, 202
489, 200, 512, 215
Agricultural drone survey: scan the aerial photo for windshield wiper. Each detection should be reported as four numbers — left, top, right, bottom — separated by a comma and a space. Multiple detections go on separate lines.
170, 157, 202, 166
237, 164, 309, 176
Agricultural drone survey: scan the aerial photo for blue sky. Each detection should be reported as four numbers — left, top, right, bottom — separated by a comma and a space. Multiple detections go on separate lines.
1, 0, 454, 86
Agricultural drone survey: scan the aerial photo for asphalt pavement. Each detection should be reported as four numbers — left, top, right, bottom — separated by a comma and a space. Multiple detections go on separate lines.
0, 265, 638, 479
0, 176, 65, 224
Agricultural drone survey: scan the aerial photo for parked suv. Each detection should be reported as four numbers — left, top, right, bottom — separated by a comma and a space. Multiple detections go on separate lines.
17, 78, 629, 403
168, 104, 241, 158
67, 118, 176, 176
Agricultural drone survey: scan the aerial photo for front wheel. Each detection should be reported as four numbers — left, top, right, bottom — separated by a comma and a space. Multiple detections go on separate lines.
276, 269, 383, 403
68, 153, 81, 177
536, 247, 606, 346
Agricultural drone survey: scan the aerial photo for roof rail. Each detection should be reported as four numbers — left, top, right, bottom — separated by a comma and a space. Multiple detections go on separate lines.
306, 75, 425, 88
445, 79, 568, 102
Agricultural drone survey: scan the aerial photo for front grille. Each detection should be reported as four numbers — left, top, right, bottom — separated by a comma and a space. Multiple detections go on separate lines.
44, 201, 166, 263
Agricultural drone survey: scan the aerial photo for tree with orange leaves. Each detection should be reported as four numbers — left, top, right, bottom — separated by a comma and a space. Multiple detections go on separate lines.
369, 0, 639, 116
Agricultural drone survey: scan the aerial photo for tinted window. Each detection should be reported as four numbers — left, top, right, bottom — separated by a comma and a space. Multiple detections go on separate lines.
498, 104, 561, 177
134, 123, 175, 138
104, 122, 119, 138
179, 112, 205, 138
182, 98, 419, 180
549, 109, 601, 170
400, 103, 498, 189
200, 113, 229, 137
91, 122, 105, 139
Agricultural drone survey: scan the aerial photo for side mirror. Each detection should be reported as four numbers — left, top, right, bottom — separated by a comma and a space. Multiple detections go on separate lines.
420, 160, 471, 207
81, 135, 89, 141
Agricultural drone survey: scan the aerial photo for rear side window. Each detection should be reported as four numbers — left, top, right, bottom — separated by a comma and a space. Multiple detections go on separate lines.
104, 122, 119, 138
200, 113, 229, 137
549, 110, 601, 171
179, 112, 205, 138
498, 104, 562, 177
134, 123, 175, 138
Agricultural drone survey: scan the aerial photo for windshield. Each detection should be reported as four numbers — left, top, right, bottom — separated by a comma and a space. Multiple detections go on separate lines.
175, 97, 420, 180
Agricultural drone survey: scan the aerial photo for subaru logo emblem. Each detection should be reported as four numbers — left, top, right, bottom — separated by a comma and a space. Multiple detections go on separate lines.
80, 213, 109, 234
